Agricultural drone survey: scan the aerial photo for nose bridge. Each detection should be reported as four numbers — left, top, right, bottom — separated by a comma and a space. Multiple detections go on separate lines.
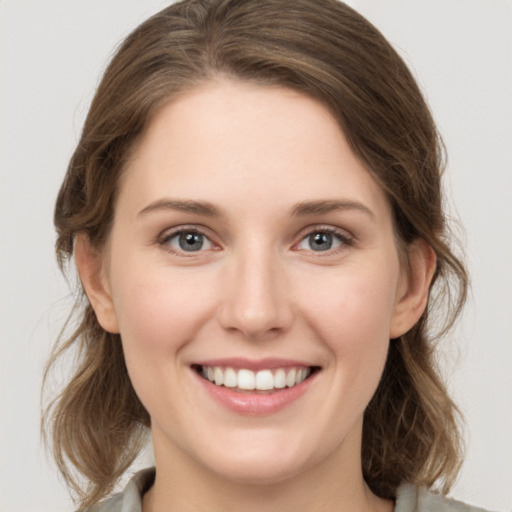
218, 238, 292, 339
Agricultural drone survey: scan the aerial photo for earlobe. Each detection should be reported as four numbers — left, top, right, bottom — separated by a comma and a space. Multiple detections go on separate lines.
390, 240, 436, 339
74, 235, 120, 334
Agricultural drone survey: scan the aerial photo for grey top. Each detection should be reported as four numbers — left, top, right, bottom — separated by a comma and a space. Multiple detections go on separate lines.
87, 467, 492, 512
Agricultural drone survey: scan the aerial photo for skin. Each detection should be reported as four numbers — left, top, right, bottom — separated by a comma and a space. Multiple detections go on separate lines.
76, 79, 435, 512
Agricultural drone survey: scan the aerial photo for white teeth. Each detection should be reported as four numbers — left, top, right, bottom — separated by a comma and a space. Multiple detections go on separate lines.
223, 367, 237, 388
274, 368, 286, 389
255, 370, 274, 390
214, 367, 224, 386
237, 369, 255, 390
295, 368, 306, 385
200, 365, 313, 391
286, 368, 296, 387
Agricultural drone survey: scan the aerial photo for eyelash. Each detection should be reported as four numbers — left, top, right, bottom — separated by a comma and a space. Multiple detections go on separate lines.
294, 226, 354, 254
157, 225, 354, 256
158, 226, 214, 255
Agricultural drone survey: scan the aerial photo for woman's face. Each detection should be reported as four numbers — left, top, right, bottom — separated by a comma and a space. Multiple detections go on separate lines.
86, 80, 425, 485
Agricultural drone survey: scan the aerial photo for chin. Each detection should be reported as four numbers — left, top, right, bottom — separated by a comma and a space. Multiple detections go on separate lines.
205, 451, 311, 486
181, 426, 333, 487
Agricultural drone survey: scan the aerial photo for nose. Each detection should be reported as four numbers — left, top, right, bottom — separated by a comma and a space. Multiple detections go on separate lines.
217, 246, 294, 341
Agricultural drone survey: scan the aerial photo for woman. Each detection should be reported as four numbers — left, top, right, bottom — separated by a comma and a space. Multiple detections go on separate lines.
43, 0, 488, 511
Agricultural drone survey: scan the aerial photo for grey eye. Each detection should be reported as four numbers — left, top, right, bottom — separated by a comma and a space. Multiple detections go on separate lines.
298, 231, 343, 252
167, 231, 213, 252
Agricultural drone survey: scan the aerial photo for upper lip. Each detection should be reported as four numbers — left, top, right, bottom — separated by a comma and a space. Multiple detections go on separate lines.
192, 358, 318, 371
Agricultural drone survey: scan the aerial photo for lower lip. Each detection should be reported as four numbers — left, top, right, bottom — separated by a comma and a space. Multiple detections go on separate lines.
194, 370, 317, 415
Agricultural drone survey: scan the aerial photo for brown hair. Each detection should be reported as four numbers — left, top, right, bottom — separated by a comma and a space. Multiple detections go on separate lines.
43, 0, 468, 508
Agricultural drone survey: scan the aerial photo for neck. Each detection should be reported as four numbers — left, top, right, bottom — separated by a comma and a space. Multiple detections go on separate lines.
143, 428, 393, 512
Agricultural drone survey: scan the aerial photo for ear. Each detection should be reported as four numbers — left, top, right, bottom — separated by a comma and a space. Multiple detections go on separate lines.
74, 235, 119, 334
390, 240, 436, 339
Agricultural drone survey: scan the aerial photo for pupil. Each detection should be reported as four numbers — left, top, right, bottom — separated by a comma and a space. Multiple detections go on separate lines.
179, 232, 203, 251
311, 232, 332, 251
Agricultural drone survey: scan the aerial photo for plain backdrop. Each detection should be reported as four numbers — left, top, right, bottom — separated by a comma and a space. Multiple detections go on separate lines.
1, 1, 511, 511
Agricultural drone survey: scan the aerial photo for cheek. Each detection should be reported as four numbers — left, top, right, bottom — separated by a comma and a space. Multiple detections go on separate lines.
108, 261, 221, 423
108, 254, 217, 367
295, 261, 399, 399
297, 262, 399, 346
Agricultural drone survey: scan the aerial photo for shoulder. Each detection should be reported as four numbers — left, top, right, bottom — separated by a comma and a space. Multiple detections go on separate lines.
395, 484, 496, 512
82, 468, 155, 512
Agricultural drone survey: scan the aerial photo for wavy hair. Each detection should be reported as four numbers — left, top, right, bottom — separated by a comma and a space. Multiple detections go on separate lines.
43, 0, 468, 508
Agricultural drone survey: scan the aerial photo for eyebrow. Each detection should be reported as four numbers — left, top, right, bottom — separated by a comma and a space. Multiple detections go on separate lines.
290, 199, 376, 220
137, 198, 375, 221
138, 199, 223, 218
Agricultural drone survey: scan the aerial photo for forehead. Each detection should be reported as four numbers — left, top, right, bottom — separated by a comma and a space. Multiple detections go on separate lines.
119, 80, 390, 220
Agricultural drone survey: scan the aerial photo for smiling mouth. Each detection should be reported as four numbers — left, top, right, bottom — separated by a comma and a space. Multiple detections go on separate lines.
192, 365, 320, 394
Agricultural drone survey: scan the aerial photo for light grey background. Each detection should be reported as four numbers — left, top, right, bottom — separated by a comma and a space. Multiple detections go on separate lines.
1, 1, 511, 511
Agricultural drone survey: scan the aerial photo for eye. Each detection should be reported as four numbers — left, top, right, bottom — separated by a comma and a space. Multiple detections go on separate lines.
162, 230, 213, 253
296, 229, 351, 252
